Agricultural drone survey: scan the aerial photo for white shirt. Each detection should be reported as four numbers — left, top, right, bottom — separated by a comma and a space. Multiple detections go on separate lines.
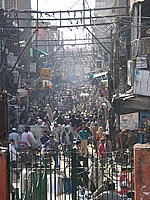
52, 125, 62, 141
9, 144, 17, 161
28, 131, 38, 147
9, 132, 20, 143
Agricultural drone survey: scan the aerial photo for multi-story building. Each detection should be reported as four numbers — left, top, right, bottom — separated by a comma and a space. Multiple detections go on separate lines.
0, 0, 32, 94
112, 0, 150, 143
93, 0, 128, 71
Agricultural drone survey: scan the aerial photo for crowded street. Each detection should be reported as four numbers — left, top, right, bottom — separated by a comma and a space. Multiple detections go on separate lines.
0, 0, 150, 200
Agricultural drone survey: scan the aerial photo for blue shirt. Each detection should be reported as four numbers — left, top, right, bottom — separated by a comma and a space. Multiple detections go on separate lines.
79, 129, 88, 140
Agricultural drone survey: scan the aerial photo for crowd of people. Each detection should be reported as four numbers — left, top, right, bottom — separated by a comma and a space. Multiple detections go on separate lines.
1, 86, 137, 199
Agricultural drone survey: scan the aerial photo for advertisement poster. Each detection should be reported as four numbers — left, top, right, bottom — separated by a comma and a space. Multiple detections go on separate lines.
120, 112, 139, 130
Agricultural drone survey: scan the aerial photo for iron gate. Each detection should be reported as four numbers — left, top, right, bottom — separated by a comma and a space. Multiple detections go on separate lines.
9, 147, 134, 200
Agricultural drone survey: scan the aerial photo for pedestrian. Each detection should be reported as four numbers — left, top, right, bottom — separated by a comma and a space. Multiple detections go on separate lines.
56, 112, 65, 125
21, 127, 32, 147
70, 114, 78, 129
104, 134, 112, 157
92, 123, 99, 150
45, 134, 59, 168
45, 104, 53, 123
115, 129, 128, 150
98, 137, 106, 167
9, 128, 20, 147
126, 130, 138, 148
61, 125, 74, 152
17, 120, 25, 135
40, 130, 49, 145
26, 126, 38, 147
51, 121, 62, 143
53, 108, 59, 121
96, 126, 104, 148
88, 156, 102, 193
76, 102, 82, 113
9, 139, 18, 168
78, 123, 89, 157
42, 117, 51, 135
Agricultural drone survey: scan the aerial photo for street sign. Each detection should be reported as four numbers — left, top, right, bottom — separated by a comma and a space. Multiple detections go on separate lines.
40, 68, 51, 75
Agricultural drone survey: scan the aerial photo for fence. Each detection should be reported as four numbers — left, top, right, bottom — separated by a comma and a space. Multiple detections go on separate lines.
9, 146, 134, 200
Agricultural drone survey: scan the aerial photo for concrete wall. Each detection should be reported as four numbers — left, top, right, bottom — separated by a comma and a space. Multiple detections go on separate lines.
134, 144, 150, 200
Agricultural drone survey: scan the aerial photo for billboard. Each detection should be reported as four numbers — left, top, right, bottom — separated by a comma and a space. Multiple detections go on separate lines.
134, 69, 150, 96
120, 112, 139, 130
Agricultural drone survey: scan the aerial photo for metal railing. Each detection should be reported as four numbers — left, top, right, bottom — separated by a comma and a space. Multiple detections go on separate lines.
9, 147, 134, 200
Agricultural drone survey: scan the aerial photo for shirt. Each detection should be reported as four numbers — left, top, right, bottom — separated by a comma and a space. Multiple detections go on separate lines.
40, 135, 49, 144
52, 125, 62, 141
21, 132, 31, 147
79, 129, 88, 140
98, 143, 106, 158
9, 132, 20, 143
28, 131, 37, 147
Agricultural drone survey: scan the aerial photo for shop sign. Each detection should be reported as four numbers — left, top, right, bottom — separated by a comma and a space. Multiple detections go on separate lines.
134, 69, 150, 96
40, 68, 51, 75
136, 57, 147, 68
120, 112, 139, 130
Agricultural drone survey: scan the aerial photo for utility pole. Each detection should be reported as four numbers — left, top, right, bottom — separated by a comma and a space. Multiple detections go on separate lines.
113, 17, 120, 132
83, 0, 85, 26
114, 17, 120, 97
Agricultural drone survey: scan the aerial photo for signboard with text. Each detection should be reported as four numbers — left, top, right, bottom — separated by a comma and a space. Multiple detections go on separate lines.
40, 68, 51, 75
120, 112, 139, 130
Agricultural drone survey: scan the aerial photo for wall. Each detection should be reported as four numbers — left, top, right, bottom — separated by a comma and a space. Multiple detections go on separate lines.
134, 144, 150, 200
0, 150, 8, 200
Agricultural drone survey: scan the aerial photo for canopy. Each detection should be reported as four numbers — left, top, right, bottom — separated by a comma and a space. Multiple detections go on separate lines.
93, 71, 107, 78
80, 93, 89, 97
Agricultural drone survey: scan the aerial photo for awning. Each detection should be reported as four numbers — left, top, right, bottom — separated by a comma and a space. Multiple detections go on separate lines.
87, 73, 94, 77
113, 94, 150, 115
93, 71, 107, 78
33, 48, 49, 56
80, 93, 89, 97
123, 96, 150, 110
30, 48, 49, 60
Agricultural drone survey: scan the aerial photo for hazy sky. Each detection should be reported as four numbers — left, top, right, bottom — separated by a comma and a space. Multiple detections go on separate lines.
31, 0, 95, 11
31, 0, 95, 45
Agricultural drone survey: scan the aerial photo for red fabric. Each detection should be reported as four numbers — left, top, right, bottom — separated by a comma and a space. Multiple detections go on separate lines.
118, 188, 128, 195
98, 143, 106, 158
120, 174, 126, 182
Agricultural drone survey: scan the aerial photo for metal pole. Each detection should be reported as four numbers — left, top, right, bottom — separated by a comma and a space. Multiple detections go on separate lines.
72, 149, 77, 200
138, 4, 142, 55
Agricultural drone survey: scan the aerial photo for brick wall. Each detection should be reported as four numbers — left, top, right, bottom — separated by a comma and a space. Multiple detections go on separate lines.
134, 144, 150, 200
